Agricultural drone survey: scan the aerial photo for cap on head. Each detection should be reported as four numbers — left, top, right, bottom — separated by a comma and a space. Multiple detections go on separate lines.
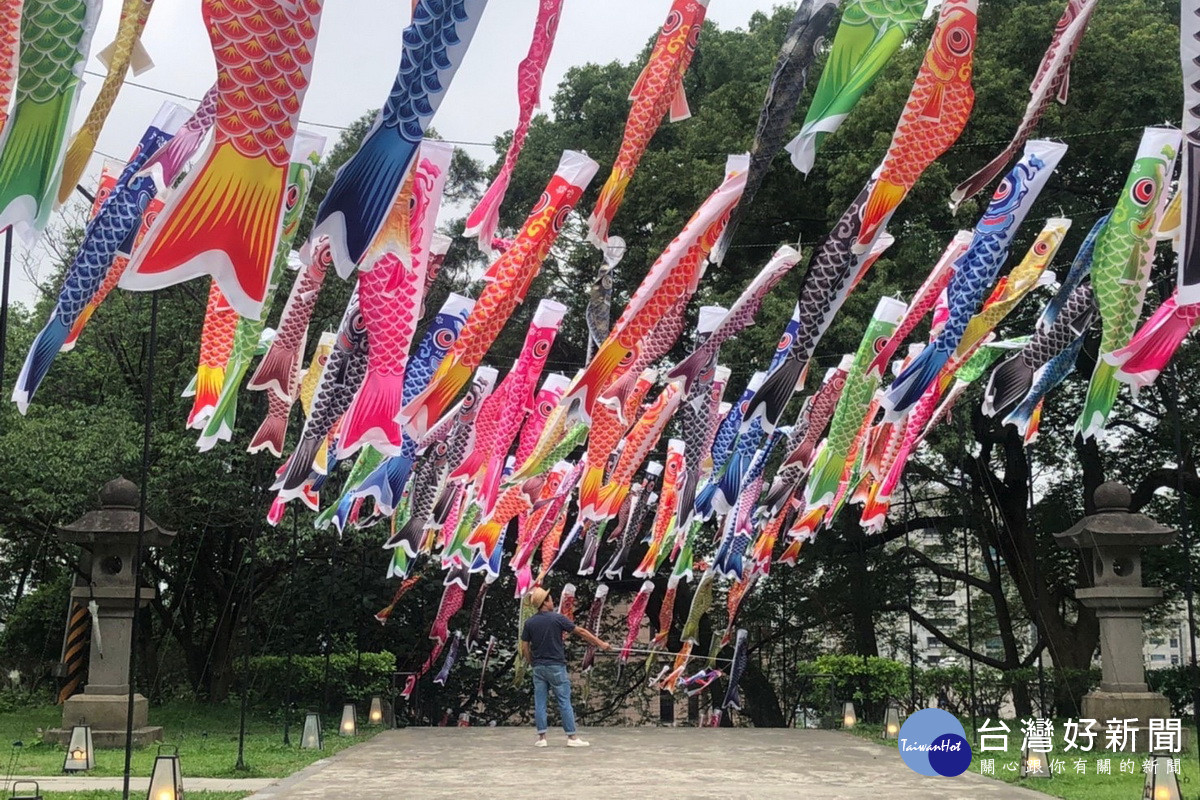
529, 587, 551, 609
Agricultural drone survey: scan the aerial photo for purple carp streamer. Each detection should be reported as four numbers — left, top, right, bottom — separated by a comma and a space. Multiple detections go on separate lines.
950, 0, 1096, 209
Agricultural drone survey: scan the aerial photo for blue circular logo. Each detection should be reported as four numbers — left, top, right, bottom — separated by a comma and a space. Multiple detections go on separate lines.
897, 709, 972, 777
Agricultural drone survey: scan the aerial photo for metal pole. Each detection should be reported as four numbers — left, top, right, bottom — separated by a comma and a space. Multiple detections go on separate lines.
321, 549, 335, 715
903, 479, 917, 711
1168, 362, 1200, 779
235, 524, 259, 771
964, 517, 977, 737
354, 545, 365, 688
906, 523, 917, 710
0, 227, 13, 398
122, 291, 158, 800
282, 508, 298, 746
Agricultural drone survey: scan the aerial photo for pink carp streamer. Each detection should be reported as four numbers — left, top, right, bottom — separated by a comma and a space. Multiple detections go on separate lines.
401, 150, 598, 441
1106, 292, 1200, 389
619, 581, 655, 662
565, 155, 748, 422
464, 0, 564, 254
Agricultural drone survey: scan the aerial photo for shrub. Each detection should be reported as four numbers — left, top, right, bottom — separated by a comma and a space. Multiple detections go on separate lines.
795, 655, 908, 721
238, 652, 396, 711
1148, 666, 1199, 716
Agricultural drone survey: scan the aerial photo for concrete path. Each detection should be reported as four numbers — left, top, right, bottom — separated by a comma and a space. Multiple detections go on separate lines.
246, 727, 1050, 800
6, 775, 274, 792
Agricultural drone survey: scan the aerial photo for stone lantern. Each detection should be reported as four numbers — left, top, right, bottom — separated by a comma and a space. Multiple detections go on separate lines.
49, 477, 174, 747
1054, 481, 1174, 749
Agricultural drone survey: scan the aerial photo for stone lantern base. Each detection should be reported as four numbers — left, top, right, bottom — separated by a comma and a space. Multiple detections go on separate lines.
1081, 691, 1173, 753
47, 693, 163, 748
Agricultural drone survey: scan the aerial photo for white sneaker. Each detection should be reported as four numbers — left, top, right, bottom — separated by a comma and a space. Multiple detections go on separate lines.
535, 738, 548, 747
566, 737, 590, 747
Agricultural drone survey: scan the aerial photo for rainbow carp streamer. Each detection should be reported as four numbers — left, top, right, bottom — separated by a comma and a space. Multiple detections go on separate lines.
120, 0, 327, 319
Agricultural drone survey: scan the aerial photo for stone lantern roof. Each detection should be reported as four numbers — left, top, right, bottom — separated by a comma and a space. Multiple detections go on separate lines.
1053, 481, 1175, 550
55, 477, 175, 549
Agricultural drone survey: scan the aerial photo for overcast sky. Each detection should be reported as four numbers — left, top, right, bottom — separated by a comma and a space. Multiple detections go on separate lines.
7, 0, 788, 307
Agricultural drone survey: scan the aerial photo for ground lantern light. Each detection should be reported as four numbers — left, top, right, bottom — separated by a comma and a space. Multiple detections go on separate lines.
368, 695, 384, 726
881, 706, 900, 740
7, 781, 41, 800
300, 712, 323, 750
340, 703, 357, 737
145, 745, 183, 800
1143, 756, 1181, 800
1020, 744, 1051, 778
62, 725, 94, 772
841, 702, 856, 728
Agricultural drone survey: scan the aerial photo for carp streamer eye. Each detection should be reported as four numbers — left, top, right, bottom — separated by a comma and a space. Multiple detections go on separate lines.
1130, 177, 1157, 206
946, 25, 972, 56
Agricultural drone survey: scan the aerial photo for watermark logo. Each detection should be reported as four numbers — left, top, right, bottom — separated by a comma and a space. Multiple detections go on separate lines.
897, 708, 973, 777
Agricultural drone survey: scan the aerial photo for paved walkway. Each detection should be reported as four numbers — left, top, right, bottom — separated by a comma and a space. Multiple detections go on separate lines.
247, 728, 1050, 800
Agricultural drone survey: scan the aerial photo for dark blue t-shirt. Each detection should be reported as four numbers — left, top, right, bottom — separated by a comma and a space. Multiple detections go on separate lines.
521, 611, 576, 665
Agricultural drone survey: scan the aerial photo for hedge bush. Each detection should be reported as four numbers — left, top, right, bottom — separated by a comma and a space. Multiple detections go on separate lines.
795, 656, 1105, 721
1148, 665, 1200, 716
239, 652, 396, 710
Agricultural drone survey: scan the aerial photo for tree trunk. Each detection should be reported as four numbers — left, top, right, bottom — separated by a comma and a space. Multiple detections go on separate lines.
846, 528, 879, 657
740, 661, 785, 727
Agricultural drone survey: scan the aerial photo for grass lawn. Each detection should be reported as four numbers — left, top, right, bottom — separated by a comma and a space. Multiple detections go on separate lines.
845, 721, 1198, 800
0, 701, 380, 778
35, 794, 248, 800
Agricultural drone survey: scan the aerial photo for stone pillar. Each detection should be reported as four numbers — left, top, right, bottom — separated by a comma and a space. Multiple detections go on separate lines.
1054, 482, 1174, 751
49, 477, 175, 748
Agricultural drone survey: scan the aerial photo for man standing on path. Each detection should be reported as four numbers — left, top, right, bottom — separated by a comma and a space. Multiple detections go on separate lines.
520, 586, 611, 747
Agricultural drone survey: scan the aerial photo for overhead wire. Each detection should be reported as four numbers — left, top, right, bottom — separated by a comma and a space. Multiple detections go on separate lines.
62, 17, 1184, 729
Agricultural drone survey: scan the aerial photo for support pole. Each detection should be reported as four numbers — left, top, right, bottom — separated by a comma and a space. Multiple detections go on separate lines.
1168, 362, 1200, 777
122, 291, 158, 800
283, 508, 298, 746
236, 524, 259, 771
0, 226, 12, 398
902, 479, 917, 711
964, 524, 977, 736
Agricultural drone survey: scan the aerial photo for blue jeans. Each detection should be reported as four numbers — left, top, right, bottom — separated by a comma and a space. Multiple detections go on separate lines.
532, 663, 577, 735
